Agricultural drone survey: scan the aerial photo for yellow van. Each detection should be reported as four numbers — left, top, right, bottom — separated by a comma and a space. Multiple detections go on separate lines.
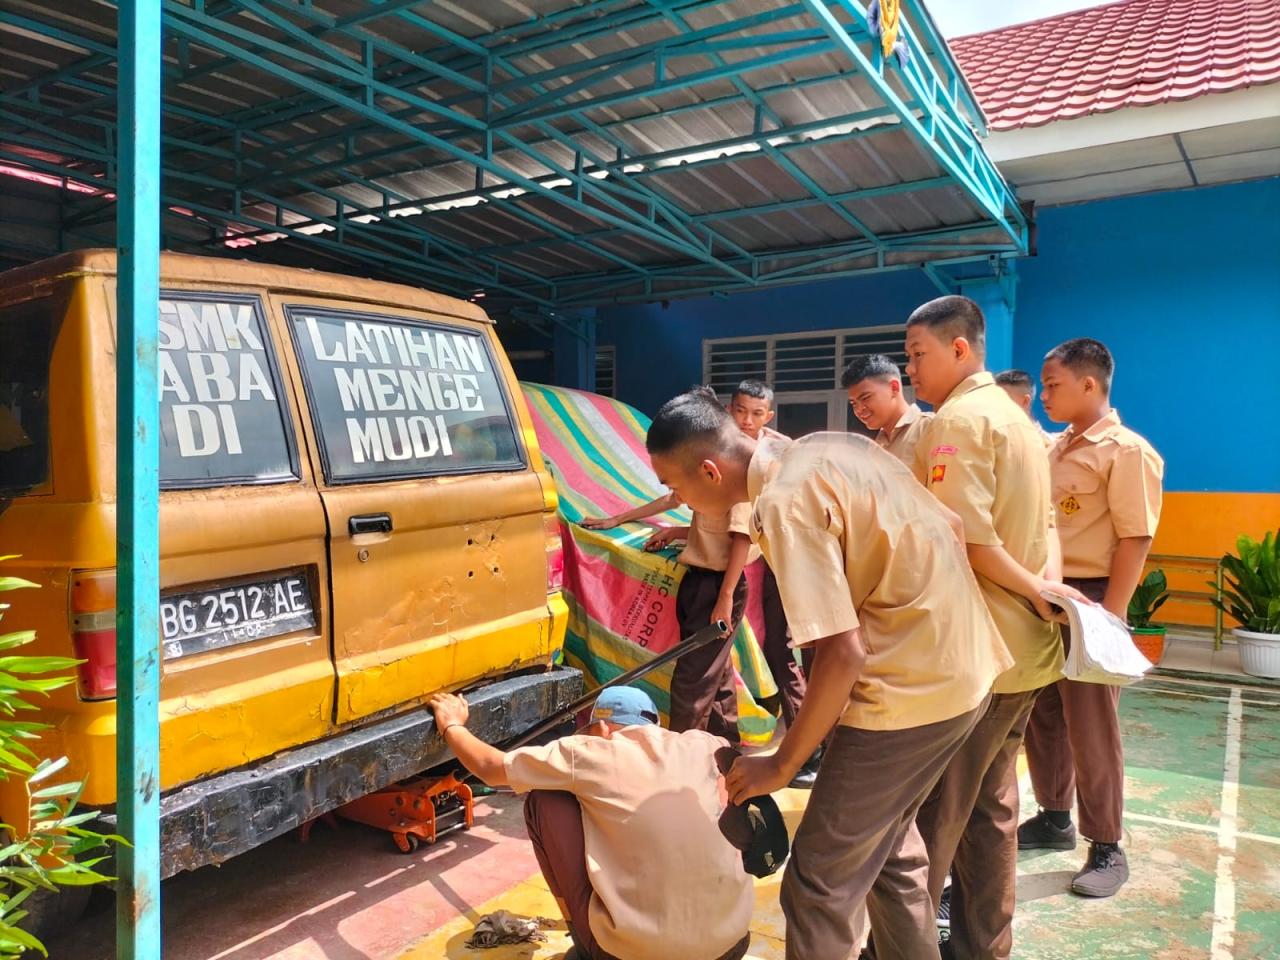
0, 250, 576, 876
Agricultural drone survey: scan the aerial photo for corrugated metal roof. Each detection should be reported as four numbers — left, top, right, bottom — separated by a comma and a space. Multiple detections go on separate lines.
0, 0, 1026, 311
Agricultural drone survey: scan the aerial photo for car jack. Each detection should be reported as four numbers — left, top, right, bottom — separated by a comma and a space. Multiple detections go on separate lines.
335, 771, 475, 853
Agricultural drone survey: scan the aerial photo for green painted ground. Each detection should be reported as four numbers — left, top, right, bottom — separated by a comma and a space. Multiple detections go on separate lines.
1014, 676, 1280, 960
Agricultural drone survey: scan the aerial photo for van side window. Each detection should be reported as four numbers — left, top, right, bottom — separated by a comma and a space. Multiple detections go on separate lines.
287, 308, 524, 483
0, 298, 54, 498
160, 295, 297, 487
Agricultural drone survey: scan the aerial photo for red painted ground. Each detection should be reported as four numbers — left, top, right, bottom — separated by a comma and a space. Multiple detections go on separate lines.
47, 793, 541, 960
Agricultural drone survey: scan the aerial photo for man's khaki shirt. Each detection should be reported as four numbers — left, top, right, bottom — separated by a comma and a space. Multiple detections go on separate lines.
749, 433, 1012, 731
1051, 410, 1164, 579
680, 503, 755, 572
918, 373, 1063, 695
876, 402, 933, 474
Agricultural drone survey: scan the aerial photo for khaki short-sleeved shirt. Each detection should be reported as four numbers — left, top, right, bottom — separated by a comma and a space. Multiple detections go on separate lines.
876, 403, 934, 473
919, 373, 1063, 695
504, 725, 753, 960
1051, 410, 1164, 579
748, 433, 1012, 731
679, 502, 755, 572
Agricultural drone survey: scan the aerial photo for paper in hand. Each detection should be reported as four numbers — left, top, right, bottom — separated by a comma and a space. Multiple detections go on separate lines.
1042, 590, 1153, 685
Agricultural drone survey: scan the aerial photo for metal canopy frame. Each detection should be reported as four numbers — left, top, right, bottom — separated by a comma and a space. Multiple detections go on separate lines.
2, 0, 1026, 319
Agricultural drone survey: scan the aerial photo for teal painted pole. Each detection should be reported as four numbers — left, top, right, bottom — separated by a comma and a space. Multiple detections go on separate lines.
115, 0, 162, 956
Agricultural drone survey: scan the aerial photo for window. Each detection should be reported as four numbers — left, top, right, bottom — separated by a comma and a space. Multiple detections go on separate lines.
704, 324, 908, 394
288, 307, 524, 483
158, 295, 298, 488
704, 324, 909, 436
0, 297, 54, 497
594, 345, 616, 398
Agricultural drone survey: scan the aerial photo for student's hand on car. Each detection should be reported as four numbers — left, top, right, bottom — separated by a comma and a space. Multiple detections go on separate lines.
1032, 579, 1094, 624
711, 594, 735, 635
725, 753, 790, 805
580, 515, 620, 530
428, 692, 470, 731
644, 527, 682, 551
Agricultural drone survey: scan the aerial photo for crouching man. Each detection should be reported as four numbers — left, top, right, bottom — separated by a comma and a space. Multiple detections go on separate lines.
428, 686, 754, 960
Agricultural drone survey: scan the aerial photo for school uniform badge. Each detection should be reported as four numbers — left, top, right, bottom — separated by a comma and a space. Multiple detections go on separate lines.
930, 464, 946, 484
1060, 494, 1081, 515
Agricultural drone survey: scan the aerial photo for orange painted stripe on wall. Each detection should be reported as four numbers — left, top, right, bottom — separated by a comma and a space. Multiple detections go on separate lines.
1151, 492, 1280, 628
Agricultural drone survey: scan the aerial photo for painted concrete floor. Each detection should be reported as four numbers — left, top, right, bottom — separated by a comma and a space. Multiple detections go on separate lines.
46, 672, 1280, 960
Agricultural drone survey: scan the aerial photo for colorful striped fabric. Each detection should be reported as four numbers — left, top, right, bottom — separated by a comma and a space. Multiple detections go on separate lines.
521, 383, 778, 745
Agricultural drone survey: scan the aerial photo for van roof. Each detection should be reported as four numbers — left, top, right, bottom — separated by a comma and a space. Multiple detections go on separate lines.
0, 249, 493, 325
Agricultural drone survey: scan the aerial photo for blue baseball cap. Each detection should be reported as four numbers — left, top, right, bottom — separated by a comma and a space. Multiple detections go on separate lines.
590, 686, 660, 727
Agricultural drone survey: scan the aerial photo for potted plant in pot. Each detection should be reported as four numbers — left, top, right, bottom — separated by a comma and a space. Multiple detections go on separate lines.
1211, 529, 1280, 679
1128, 569, 1170, 664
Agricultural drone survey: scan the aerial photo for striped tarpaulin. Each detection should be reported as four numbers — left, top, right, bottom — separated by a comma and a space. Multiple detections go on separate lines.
522, 383, 778, 745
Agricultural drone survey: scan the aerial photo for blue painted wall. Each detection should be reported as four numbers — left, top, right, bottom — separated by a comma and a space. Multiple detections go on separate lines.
594, 177, 1280, 494
595, 268, 937, 414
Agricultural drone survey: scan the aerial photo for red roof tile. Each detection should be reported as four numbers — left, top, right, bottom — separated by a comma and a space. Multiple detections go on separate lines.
949, 0, 1280, 130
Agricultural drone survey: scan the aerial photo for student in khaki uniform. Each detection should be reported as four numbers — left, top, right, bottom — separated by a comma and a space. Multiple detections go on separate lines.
582, 388, 753, 745
904, 296, 1088, 960
1021, 339, 1164, 898
427, 685, 754, 960
995, 369, 1057, 448
645, 389, 1014, 960
842, 354, 933, 471
728, 380, 821, 787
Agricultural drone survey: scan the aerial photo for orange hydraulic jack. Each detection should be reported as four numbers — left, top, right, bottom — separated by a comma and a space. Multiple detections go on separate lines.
336, 772, 475, 853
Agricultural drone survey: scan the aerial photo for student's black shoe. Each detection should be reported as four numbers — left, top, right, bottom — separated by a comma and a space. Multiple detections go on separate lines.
788, 749, 823, 789
1017, 809, 1077, 850
1071, 842, 1129, 898
936, 883, 951, 930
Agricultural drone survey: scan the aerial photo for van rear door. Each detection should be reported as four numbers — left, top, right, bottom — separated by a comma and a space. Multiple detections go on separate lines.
151, 291, 335, 790
274, 299, 554, 725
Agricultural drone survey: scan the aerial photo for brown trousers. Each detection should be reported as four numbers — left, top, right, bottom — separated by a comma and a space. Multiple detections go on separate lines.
523, 790, 751, 960
781, 702, 985, 960
915, 689, 1041, 960
1024, 577, 1124, 843
761, 562, 808, 727
672, 566, 748, 745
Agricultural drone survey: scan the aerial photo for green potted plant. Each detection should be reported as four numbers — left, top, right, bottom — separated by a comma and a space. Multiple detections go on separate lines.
1211, 529, 1280, 679
1127, 569, 1170, 664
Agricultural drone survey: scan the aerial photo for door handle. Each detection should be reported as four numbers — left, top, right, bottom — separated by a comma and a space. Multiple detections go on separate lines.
349, 512, 393, 536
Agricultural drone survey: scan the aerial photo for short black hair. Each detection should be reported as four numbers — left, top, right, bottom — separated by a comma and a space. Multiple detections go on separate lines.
840, 354, 901, 389
994, 369, 1034, 394
1044, 338, 1114, 394
906, 295, 986, 356
646, 387, 738, 461
732, 379, 774, 406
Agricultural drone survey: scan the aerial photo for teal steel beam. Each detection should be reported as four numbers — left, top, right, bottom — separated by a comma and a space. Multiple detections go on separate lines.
799, 0, 1026, 250
159, 4, 751, 281
114, 0, 162, 956
548, 252, 1011, 307
0, 146, 562, 303
224, 0, 761, 271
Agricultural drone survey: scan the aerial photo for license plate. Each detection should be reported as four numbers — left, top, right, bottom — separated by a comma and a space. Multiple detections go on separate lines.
160, 571, 316, 661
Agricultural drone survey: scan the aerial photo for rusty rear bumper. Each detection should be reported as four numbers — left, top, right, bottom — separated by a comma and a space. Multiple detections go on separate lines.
94, 666, 583, 878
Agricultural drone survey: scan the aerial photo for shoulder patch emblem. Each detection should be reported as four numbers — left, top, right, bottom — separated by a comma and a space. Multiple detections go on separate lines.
1059, 495, 1081, 515
930, 464, 947, 484
931, 444, 959, 457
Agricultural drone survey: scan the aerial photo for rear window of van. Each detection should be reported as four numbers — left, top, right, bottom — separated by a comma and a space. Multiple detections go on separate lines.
287, 308, 523, 483
0, 297, 53, 497
159, 295, 298, 487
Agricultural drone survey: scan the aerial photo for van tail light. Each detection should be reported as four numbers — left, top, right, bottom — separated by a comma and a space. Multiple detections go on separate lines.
69, 569, 117, 701
544, 514, 565, 594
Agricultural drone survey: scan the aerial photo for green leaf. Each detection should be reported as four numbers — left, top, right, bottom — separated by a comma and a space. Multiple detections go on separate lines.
0, 578, 39, 593
0, 633, 36, 651
0, 656, 81, 675
27, 757, 69, 784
